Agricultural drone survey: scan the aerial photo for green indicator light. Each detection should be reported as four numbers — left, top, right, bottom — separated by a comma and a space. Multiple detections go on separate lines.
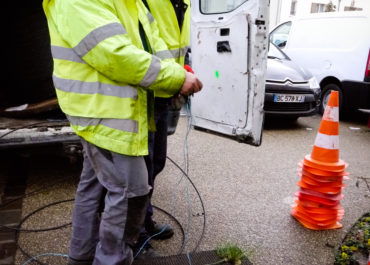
215, 70, 220, 79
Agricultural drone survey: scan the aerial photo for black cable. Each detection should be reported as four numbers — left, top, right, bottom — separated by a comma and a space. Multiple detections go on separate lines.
11, 156, 205, 263
14, 200, 186, 265
1, 222, 72, 233
2, 198, 73, 232
0, 175, 76, 233
0, 175, 75, 209
166, 156, 206, 253
15, 199, 73, 232
15, 199, 75, 265
152, 204, 186, 254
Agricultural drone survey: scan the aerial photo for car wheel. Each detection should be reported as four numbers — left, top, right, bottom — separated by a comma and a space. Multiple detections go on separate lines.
320, 83, 343, 114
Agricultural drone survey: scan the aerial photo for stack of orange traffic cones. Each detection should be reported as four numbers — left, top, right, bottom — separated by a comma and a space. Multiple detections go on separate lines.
291, 91, 349, 230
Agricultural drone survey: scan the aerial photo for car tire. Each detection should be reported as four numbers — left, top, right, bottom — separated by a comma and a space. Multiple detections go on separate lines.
319, 83, 343, 114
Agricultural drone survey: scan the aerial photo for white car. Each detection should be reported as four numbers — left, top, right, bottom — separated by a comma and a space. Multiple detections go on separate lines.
270, 11, 370, 113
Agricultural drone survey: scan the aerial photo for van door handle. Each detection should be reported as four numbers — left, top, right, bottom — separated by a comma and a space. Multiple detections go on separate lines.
217, 41, 231, 53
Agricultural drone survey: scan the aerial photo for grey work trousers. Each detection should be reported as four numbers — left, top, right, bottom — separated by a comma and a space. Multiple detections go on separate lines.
69, 139, 151, 265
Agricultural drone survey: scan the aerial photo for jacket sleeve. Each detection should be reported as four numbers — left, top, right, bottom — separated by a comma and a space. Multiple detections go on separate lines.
144, 12, 182, 97
54, 0, 185, 97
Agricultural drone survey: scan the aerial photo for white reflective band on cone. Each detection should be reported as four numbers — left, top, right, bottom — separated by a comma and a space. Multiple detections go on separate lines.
323, 106, 339, 122
314, 132, 339, 150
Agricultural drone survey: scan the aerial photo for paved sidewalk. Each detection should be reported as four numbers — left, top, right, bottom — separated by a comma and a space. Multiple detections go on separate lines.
6, 114, 370, 265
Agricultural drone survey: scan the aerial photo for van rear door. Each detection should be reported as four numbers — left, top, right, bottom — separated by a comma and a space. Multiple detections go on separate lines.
190, 0, 268, 146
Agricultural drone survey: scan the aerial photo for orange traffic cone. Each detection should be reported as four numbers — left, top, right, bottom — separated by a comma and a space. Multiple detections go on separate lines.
291, 91, 349, 230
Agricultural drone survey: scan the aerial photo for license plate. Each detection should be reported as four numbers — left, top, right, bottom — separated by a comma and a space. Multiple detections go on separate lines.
273, 94, 305, 103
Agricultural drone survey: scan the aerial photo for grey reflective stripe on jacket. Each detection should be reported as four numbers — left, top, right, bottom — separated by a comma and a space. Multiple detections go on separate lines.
155, 46, 189, 60
51, 23, 126, 62
68, 116, 138, 134
74, 22, 127, 57
53, 76, 138, 99
51, 21, 161, 89
51, 46, 86, 64
147, 12, 154, 24
139, 55, 161, 87
52, 45, 161, 89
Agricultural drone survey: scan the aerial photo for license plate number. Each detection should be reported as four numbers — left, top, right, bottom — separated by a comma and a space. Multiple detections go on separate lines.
273, 94, 305, 103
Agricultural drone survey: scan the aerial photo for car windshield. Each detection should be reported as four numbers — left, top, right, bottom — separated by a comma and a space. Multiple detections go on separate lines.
268, 43, 289, 60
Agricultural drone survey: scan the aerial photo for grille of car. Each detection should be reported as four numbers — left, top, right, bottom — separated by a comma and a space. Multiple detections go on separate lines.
265, 88, 311, 94
264, 102, 314, 112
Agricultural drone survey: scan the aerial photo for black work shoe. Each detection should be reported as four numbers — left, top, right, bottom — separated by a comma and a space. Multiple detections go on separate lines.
134, 243, 161, 260
147, 221, 174, 240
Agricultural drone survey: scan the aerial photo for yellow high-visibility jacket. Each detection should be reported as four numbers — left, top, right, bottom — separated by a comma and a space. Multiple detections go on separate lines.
146, 0, 191, 67
43, 0, 186, 156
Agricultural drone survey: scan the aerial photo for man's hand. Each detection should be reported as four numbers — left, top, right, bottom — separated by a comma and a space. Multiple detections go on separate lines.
180, 72, 203, 96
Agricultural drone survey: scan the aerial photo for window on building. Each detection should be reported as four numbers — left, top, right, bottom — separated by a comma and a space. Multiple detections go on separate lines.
311, 3, 326, 13
344, 6, 363, 11
318, 3, 325, 12
345, 0, 363, 11
290, 0, 297, 15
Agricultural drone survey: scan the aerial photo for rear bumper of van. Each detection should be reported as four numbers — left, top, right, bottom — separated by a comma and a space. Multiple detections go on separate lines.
341, 80, 370, 110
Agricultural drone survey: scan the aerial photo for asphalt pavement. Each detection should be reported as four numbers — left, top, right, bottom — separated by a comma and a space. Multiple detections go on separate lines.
9, 113, 370, 265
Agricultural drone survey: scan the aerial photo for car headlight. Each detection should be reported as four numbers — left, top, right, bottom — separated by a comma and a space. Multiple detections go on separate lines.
308, 77, 320, 91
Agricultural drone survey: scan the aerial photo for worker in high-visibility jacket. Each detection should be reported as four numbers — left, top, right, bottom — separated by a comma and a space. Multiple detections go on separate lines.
134, 0, 192, 259
42, 0, 202, 264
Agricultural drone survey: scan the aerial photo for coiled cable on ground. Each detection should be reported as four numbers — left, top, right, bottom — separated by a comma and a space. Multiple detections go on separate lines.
13, 196, 190, 264
15, 200, 74, 265
4, 116, 206, 264
14, 201, 187, 265
13, 154, 206, 264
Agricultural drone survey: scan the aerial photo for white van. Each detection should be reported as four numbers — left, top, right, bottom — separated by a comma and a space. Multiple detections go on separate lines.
269, 11, 370, 113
